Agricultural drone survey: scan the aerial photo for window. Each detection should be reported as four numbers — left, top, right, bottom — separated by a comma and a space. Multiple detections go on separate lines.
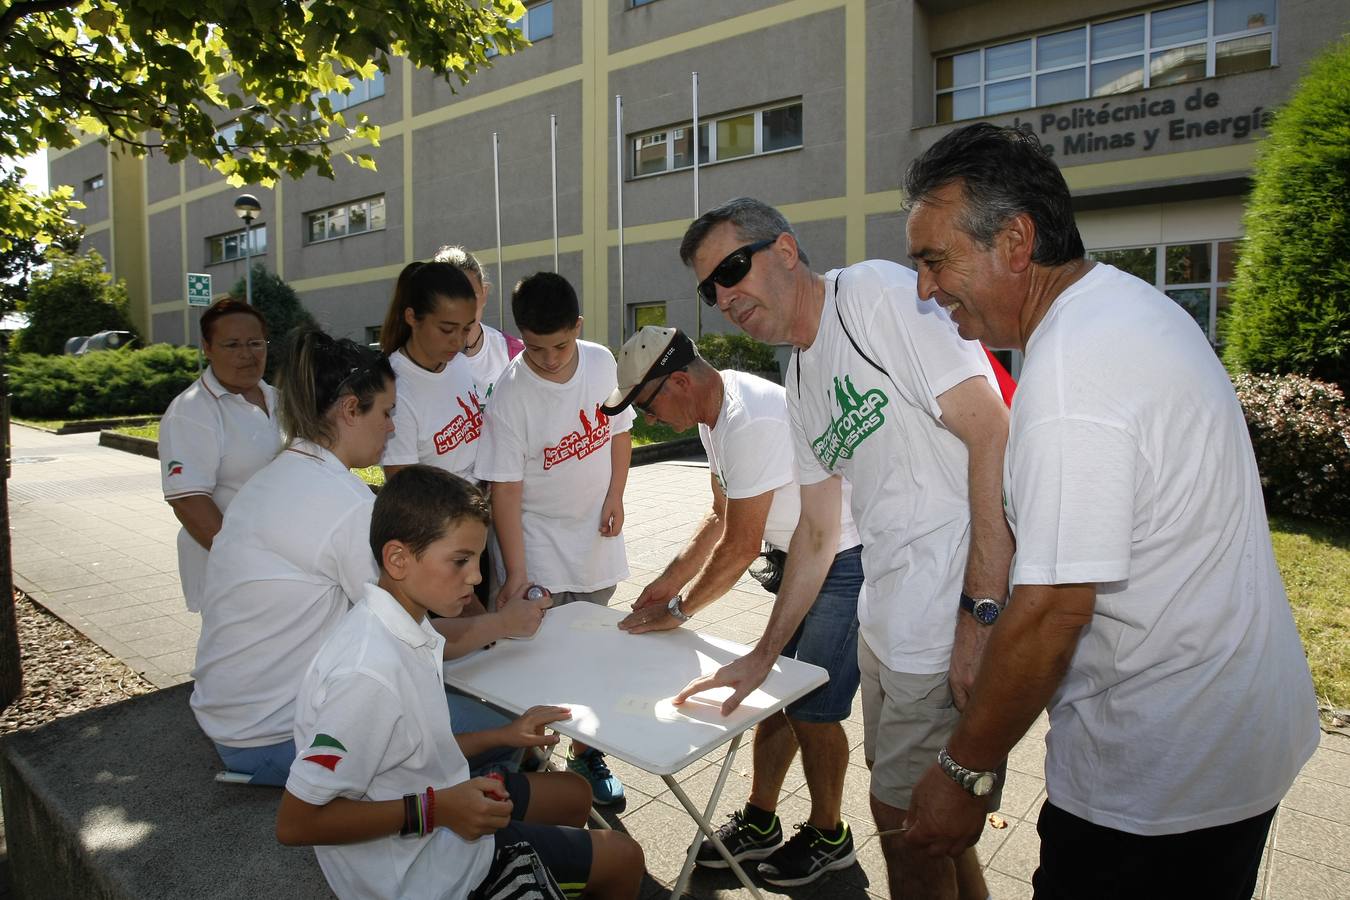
305, 196, 386, 245
632, 304, 668, 331
215, 122, 243, 148
630, 0, 661, 6
1088, 238, 1239, 343
365, 325, 382, 347
486, 1, 553, 56
935, 0, 1277, 123
82, 174, 104, 194
208, 225, 268, 265
311, 70, 386, 116
630, 101, 803, 178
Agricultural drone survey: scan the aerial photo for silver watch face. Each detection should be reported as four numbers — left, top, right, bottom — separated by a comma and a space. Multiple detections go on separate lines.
971, 772, 996, 796
973, 599, 1001, 625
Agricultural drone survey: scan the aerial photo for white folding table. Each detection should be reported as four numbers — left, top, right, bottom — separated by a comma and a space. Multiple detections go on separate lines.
443, 601, 827, 899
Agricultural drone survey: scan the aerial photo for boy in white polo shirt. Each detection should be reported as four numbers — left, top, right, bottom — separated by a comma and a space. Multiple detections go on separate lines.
475, 272, 634, 806
277, 466, 643, 900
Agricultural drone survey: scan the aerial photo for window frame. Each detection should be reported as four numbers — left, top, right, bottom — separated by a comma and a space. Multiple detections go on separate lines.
206, 223, 268, 266
486, 0, 554, 57
304, 195, 387, 246
1087, 237, 1239, 344
309, 69, 386, 118
935, 0, 1278, 124
628, 100, 804, 180
82, 174, 105, 194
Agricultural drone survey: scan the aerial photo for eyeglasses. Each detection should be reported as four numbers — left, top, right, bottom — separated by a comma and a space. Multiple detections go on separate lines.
216, 339, 268, 354
697, 238, 777, 306
634, 374, 672, 416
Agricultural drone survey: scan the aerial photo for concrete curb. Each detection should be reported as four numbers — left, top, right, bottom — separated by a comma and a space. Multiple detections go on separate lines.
16, 415, 160, 435
97, 430, 159, 460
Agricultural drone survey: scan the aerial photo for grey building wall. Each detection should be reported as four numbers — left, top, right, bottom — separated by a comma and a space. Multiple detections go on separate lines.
50, 143, 109, 229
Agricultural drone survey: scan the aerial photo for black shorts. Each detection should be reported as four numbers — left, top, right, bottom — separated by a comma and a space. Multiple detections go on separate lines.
485, 772, 594, 893
1032, 800, 1276, 900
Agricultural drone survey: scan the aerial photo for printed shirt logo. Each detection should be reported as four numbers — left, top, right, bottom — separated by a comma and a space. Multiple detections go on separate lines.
811, 375, 889, 470
433, 391, 484, 455
302, 733, 348, 771
543, 405, 611, 471
166, 459, 184, 477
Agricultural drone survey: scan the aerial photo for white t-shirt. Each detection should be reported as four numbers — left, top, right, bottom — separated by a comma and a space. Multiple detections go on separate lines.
462, 324, 514, 409
159, 366, 282, 612
1006, 263, 1318, 834
287, 583, 492, 900
788, 260, 998, 674
699, 370, 860, 554
191, 440, 378, 748
381, 350, 484, 479
475, 341, 635, 592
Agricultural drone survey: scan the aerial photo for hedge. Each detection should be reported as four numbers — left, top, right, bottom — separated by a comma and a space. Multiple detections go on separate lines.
9, 345, 201, 420
1233, 373, 1350, 524
697, 332, 779, 378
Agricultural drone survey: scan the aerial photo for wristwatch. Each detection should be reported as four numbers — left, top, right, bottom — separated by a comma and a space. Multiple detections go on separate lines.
938, 747, 999, 797
960, 592, 1004, 626
667, 594, 690, 622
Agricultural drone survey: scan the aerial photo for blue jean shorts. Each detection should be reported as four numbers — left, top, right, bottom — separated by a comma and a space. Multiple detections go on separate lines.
780, 545, 864, 723
214, 739, 296, 787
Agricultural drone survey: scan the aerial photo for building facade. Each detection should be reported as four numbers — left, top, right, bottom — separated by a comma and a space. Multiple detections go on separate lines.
48, 0, 1348, 362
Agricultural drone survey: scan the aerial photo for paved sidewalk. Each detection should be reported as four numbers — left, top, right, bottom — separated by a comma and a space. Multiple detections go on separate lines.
7, 423, 1350, 898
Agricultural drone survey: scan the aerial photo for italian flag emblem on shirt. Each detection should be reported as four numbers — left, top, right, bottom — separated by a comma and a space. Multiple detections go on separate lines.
302, 734, 348, 771
166, 459, 184, 477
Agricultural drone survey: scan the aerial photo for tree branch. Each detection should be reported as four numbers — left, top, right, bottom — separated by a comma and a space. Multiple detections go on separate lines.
0, 0, 78, 38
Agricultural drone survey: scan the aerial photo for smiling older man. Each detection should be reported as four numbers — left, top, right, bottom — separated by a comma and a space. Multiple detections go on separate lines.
673, 198, 1013, 900
899, 123, 1318, 900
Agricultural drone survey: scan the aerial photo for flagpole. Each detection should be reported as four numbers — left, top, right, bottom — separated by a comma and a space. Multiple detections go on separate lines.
492, 131, 504, 330
692, 71, 702, 340
550, 114, 560, 273
615, 94, 625, 340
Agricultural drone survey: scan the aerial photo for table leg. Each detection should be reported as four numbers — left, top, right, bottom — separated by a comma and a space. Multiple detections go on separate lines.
665, 735, 764, 900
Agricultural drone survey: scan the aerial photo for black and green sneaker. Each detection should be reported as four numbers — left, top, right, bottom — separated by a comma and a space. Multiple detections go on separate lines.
695, 809, 783, 868
756, 821, 856, 886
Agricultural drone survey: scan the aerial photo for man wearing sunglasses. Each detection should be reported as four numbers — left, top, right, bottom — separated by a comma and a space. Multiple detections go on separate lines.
603, 326, 866, 887
673, 198, 1013, 900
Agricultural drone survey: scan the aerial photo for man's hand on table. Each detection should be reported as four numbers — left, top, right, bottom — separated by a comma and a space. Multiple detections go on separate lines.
673, 647, 775, 716
631, 575, 682, 612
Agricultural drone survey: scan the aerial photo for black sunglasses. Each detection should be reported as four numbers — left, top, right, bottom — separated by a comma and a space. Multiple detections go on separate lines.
634, 374, 673, 416
697, 238, 777, 306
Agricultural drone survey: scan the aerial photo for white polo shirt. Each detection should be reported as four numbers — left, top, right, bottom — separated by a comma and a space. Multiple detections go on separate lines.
159, 366, 282, 612
287, 583, 493, 900
462, 324, 514, 409
1006, 263, 1318, 834
381, 350, 483, 479
700, 370, 860, 554
475, 341, 635, 593
191, 440, 378, 748
788, 261, 998, 674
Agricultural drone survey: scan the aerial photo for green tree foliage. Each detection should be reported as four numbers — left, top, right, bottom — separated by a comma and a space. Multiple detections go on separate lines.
9, 344, 200, 419
0, 0, 529, 248
0, 170, 84, 313
230, 265, 317, 376
697, 332, 781, 378
13, 249, 136, 354
1222, 38, 1350, 390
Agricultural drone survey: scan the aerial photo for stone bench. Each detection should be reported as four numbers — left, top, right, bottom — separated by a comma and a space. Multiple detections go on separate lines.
0, 683, 332, 899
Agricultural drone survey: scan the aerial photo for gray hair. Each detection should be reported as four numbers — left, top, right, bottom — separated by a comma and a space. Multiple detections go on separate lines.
679, 197, 809, 267
432, 244, 489, 287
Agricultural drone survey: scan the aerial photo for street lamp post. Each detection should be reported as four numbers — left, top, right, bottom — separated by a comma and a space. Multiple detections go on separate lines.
232, 193, 262, 305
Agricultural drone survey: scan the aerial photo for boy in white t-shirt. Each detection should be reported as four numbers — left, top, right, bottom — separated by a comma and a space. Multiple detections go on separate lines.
277, 466, 643, 900
475, 272, 634, 805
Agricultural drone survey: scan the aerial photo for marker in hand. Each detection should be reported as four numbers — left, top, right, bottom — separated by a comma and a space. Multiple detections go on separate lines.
485, 771, 509, 801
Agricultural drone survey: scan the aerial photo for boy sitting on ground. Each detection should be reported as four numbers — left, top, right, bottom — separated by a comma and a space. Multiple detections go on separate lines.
276, 466, 644, 899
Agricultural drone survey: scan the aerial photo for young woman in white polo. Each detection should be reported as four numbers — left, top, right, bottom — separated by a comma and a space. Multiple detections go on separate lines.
190, 329, 397, 785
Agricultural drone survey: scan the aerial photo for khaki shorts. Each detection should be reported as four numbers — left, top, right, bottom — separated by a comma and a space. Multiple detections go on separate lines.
858, 637, 1003, 812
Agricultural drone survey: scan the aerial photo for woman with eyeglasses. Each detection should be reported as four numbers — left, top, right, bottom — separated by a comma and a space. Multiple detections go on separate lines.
190, 327, 396, 785
160, 298, 282, 613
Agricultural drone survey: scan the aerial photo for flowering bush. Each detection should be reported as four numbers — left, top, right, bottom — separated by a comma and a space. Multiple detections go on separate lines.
1232, 373, 1350, 523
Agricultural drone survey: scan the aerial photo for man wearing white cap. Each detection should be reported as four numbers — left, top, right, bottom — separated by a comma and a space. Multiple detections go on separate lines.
603, 326, 865, 887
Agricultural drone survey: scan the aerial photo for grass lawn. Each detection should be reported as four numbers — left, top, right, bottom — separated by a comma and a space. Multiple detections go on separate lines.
1270, 515, 1350, 714
108, 420, 1349, 708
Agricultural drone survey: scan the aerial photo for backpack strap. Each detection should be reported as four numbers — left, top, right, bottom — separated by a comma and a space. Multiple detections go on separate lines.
795, 270, 891, 400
